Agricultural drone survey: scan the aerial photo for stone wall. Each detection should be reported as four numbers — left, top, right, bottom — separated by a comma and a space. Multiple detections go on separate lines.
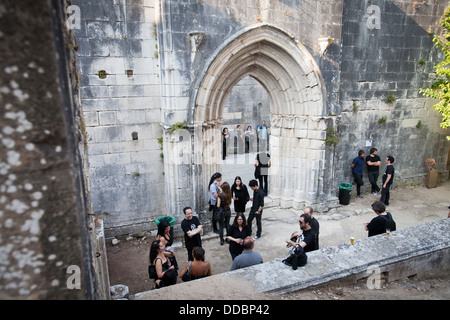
0, 0, 107, 299
72, 0, 449, 236
72, 0, 166, 236
333, 0, 450, 192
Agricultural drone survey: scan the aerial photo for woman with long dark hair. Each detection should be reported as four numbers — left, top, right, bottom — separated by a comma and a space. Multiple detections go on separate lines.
149, 239, 177, 288
156, 220, 178, 270
231, 176, 250, 213
226, 212, 251, 260
216, 181, 232, 245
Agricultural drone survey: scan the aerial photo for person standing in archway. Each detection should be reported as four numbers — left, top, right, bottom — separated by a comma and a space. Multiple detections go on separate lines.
257, 120, 268, 152
255, 149, 271, 196
222, 127, 229, 160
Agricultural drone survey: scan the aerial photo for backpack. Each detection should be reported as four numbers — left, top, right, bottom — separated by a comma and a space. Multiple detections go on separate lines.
381, 213, 396, 232
282, 245, 307, 270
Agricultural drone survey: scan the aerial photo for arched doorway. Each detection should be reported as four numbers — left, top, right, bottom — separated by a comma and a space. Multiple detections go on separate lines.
190, 24, 329, 213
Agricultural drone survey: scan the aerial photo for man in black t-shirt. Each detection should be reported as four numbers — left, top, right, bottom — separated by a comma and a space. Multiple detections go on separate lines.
286, 214, 318, 252
380, 155, 395, 206
181, 207, 203, 261
366, 148, 381, 195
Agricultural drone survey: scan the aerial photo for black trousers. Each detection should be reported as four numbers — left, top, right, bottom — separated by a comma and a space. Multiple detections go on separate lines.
258, 174, 268, 195
247, 210, 262, 238
380, 184, 391, 205
368, 172, 380, 193
353, 173, 364, 196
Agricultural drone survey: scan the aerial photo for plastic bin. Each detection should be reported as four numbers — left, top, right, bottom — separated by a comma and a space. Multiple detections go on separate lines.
339, 183, 353, 205
154, 216, 176, 227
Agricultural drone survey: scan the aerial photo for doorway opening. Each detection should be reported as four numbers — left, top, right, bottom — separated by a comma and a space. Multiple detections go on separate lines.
221, 76, 270, 189
190, 25, 328, 211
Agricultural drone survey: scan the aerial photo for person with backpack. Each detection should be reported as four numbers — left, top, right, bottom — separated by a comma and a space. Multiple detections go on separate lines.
364, 201, 396, 237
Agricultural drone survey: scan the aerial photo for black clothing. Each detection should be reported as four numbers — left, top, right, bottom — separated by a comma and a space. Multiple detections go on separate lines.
228, 224, 251, 259
217, 194, 231, 243
382, 164, 395, 185
367, 212, 396, 237
310, 217, 320, 249
181, 216, 202, 261
154, 257, 177, 287
231, 184, 250, 213
248, 188, 265, 237
366, 155, 381, 173
256, 153, 270, 194
300, 228, 318, 253
366, 154, 381, 193
381, 164, 395, 205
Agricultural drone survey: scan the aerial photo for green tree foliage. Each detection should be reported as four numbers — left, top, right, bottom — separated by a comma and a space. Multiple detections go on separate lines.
420, 4, 450, 140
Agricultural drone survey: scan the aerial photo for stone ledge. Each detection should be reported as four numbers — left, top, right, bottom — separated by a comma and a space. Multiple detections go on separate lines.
134, 218, 450, 299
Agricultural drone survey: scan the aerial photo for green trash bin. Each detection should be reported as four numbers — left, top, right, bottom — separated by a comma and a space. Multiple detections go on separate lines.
154, 216, 176, 227
339, 183, 353, 205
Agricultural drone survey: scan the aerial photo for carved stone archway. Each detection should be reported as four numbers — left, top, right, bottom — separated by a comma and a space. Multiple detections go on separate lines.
190, 24, 330, 212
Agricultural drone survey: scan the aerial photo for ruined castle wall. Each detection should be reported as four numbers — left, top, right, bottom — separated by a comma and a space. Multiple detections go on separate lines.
72, 0, 166, 236
334, 0, 449, 192
73, 0, 449, 236
0, 0, 108, 299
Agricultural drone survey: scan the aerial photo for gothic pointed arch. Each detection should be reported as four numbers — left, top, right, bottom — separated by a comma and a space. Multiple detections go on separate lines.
191, 24, 330, 209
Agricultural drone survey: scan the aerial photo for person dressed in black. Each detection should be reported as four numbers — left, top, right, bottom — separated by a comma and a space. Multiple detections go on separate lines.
181, 207, 203, 261
303, 206, 319, 249
380, 155, 395, 206
247, 179, 264, 240
155, 220, 178, 270
366, 147, 381, 195
226, 213, 251, 260
255, 150, 271, 196
216, 182, 232, 246
231, 176, 250, 213
364, 201, 396, 237
149, 239, 177, 288
222, 127, 229, 160
286, 214, 318, 253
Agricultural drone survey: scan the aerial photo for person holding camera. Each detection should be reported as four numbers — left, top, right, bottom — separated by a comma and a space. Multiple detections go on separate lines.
286, 214, 318, 253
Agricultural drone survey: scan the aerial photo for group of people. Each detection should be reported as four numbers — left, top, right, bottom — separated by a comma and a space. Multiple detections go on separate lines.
351, 147, 395, 206
222, 120, 269, 160
147, 146, 399, 289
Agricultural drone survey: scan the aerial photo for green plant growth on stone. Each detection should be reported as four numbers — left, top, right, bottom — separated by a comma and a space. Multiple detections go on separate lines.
417, 59, 426, 67
97, 70, 107, 79
416, 120, 422, 129
420, 4, 450, 140
134, 172, 140, 177
378, 115, 387, 124
352, 102, 358, 112
157, 136, 163, 150
385, 91, 396, 103
325, 127, 340, 145
168, 122, 186, 134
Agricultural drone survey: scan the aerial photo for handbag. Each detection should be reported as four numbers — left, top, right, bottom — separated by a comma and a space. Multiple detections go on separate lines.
214, 206, 224, 222
181, 261, 192, 282
282, 245, 307, 270
254, 165, 261, 179
148, 265, 157, 279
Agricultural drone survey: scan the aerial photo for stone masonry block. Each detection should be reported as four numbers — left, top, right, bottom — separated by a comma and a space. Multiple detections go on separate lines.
83, 111, 99, 127
98, 111, 117, 126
